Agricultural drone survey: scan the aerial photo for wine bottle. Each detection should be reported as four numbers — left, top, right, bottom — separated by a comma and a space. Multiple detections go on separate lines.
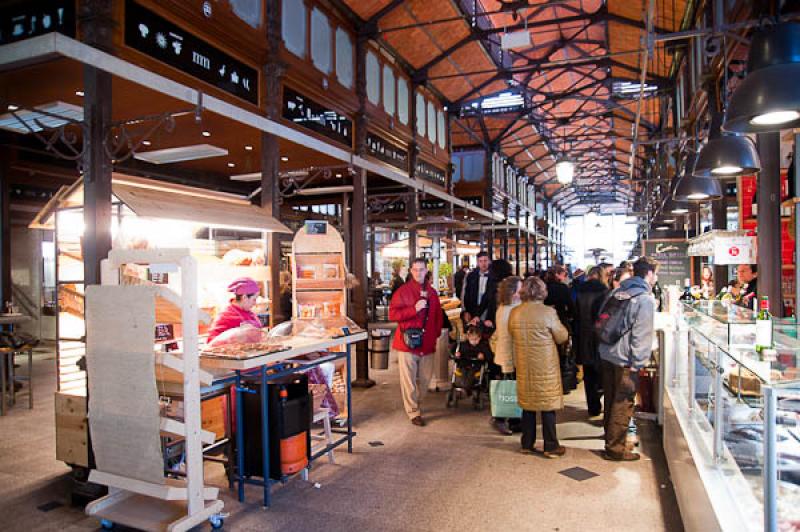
755, 296, 773, 355
679, 278, 693, 303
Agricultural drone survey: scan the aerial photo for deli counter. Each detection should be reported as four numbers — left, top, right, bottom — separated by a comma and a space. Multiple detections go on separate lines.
661, 300, 800, 532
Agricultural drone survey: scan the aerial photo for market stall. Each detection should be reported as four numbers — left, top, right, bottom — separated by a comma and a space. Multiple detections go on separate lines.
30, 173, 290, 470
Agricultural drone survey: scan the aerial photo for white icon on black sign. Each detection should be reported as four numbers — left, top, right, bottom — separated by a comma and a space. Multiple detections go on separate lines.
57, 8, 64, 25
242, 78, 250, 91
172, 41, 182, 55
43, 14, 52, 29
156, 32, 167, 49
231, 71, 239, 84
203, 1, 212, 18
29, 16, 37, 34
218, 64, 226, 77
12, 23, 23, 37
138, 23, 149, 38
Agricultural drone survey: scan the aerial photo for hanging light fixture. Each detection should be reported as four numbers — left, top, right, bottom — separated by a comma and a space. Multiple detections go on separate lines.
664, 197, 691, 215
555, 158, 574, 184
693, 135, 761, 177
674, 154, 723, 201
723, 23, 800, 133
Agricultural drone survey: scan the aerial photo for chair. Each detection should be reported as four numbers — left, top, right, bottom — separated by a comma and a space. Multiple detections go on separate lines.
301, 407, 336, 482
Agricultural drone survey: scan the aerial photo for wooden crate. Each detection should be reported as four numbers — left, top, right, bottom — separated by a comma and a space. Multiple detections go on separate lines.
201, 395, 227, 441
55, 391, 89, 467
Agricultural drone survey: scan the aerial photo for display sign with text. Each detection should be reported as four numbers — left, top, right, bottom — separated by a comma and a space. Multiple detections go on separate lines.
0, 0, 74, 45
125, 0, 258, 104
283, 87, 353, 147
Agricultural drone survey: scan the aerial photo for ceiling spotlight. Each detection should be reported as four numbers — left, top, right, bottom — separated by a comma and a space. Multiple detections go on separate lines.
724, 23, 800, 133
75, 90, 84, 97
7, 104, 18, 111
245, 145, 253, 151
335, 173, 342, 178
281, 156, 289, 162
142, 140, 152, 146
227, 162, 235, 168
202, 131, 211, 137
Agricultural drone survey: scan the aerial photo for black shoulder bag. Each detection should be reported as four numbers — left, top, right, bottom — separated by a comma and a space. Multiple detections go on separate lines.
403, 299, 429, 350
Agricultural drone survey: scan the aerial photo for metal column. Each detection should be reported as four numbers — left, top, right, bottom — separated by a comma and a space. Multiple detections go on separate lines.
757, 133, 783, 315
352, 168, 375, 388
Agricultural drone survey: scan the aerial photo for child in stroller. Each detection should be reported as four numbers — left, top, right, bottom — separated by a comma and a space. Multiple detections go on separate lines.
446, 325, 493, 409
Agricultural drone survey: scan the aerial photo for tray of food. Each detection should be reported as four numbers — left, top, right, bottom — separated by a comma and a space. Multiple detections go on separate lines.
201, 342, 288, 359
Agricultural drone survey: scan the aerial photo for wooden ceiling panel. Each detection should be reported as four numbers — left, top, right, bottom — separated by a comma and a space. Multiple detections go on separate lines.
341, 0, 390, 21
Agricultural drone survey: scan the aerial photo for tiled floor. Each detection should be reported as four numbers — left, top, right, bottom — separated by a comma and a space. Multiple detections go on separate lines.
0, 349, 684, 531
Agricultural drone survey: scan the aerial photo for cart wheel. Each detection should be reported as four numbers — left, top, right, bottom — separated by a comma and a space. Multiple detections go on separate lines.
100, 519, 115, 530
209, 515, 224, 529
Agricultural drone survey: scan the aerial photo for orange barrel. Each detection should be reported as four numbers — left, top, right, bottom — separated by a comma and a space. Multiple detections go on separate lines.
280, 432, 308, 475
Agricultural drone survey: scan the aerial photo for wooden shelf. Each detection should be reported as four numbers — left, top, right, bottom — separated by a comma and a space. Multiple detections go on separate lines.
295, 279, 345, 290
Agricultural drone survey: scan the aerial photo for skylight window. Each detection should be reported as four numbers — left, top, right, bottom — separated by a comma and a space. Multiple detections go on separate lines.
613, 81, 658, 98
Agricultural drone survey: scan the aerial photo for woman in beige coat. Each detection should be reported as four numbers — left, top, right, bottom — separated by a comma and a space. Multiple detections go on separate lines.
509, 276, 569, 458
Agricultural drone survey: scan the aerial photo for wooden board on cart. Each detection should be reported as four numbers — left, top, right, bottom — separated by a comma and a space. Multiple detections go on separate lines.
55, 390, 89, 467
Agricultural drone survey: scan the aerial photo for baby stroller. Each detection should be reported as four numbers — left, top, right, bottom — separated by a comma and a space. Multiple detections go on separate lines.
445, 347, 490, 410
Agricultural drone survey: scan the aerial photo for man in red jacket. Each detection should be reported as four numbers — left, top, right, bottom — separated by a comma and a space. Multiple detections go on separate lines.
389, 257, 443, 426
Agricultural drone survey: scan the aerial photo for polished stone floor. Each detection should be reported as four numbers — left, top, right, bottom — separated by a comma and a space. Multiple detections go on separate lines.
0, 348, 683, 531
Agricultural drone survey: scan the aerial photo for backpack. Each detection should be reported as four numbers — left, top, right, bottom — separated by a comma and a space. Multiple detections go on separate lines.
594, 289, 642, 345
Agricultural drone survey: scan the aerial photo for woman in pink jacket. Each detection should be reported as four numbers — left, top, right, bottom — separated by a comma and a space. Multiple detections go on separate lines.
207, 277, 262, 342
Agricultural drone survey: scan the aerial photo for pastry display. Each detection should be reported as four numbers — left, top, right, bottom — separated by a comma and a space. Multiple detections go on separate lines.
202, 342, 286, 359
727, 368, 763, 396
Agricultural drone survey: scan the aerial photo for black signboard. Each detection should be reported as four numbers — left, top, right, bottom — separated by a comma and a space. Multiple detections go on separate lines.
416, 160, 446, 187
125, 0, 258, 105
643, 239, 692, 289
0, 0, 75, 45
420, 198, 447, 211
367, 133, 408, 171
283, 87, 353, 147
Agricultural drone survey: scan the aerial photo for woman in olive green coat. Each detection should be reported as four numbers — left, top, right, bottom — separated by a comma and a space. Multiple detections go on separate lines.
509, 276, 569, 457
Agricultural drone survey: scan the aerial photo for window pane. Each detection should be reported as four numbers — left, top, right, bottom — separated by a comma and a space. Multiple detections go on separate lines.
437, 110, 446, 149
282, 0, 306, 58
397, 78, 409, 124
310, 8, 332, 74
382, 65, 395, 116
366, 52, 380, 105
416, 92, 426, 136
427, 101, 436, 143
335, 28, 353, 89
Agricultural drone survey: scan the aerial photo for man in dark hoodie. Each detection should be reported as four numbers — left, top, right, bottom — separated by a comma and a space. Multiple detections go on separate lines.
598, 256, 658, 461
575, 266, 609, 417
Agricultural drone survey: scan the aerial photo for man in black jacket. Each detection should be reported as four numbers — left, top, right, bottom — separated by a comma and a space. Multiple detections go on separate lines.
575, 266, 609, 417
544, 265, 576, 330
462, 251, 497, 330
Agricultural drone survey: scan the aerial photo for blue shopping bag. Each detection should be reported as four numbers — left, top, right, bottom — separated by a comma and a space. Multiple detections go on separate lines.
490, 379, 523, 418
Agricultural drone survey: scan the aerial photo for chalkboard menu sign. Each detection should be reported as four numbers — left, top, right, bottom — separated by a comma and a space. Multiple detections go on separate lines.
125, 0, 258, 104
643, 239, 692, 289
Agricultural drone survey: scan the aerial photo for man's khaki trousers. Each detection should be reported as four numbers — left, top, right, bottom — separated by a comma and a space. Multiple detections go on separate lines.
394, 349, 435, 419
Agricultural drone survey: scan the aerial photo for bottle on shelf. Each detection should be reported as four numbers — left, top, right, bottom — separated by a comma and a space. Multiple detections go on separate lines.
679, 278, 693, 303
755, 296, 773, 355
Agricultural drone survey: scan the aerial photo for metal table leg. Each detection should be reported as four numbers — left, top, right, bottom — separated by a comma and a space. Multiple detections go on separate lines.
0, 352, 6, 416
27, 348, 32, 409
346, 344, 353, 453
235, 371, 245, 503
261, 365, 270, 508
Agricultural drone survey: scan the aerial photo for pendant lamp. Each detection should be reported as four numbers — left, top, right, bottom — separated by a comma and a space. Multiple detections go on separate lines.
693, 135, 761, 177
663, 197, 691, 215
674, 155, 723, 201
555, 158, 574, 184
723, 23, 800, 133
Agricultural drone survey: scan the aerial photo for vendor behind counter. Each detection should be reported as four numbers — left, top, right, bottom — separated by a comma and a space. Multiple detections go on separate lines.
207, 277, 261, 341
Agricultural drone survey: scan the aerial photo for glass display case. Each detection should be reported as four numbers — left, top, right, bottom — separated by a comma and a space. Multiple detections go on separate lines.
665, 301, 800, 531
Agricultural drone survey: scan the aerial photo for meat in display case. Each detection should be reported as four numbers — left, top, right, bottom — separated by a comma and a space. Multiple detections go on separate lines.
665, 300, 800, 531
